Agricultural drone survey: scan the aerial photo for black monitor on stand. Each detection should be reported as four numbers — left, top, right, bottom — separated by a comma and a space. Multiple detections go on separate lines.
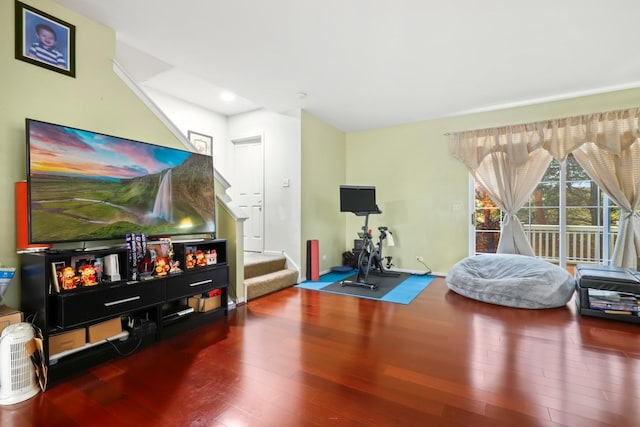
339, 185, 381, 216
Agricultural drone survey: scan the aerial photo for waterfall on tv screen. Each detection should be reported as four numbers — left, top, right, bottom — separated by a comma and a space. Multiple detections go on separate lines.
152, 169, 173, 222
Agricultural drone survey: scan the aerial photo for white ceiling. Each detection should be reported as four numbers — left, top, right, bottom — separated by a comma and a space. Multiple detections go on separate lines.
56, 0, 640, 132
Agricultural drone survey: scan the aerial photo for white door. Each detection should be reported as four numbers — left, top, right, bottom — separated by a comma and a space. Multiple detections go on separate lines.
234, 136, 264, 252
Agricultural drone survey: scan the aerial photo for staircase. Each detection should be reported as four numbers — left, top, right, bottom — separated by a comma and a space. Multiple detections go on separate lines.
244, 252, 299, 301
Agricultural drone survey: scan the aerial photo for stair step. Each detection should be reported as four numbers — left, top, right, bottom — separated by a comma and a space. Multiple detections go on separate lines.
246, 268, 298, 300
244, 256, 286, 280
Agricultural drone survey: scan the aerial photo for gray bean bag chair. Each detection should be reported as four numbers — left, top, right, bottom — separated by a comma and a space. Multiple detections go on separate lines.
446, 254, 575, 309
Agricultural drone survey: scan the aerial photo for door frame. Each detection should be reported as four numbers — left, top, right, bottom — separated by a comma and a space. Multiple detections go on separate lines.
231, 133, 265, 253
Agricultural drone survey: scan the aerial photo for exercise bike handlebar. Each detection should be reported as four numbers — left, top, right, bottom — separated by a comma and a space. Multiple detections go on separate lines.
351, 206, 382, 216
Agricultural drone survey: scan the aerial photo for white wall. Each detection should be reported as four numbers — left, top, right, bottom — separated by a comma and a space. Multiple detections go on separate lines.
228, 110, 302, 267
143, 88, 232, 182
141, 92, 303, 268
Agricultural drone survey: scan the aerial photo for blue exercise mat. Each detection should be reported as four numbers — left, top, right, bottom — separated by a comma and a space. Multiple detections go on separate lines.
296, 270, 434, 304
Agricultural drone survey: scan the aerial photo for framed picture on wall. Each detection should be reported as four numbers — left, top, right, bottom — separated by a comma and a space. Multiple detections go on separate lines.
188, 130, 213, 156
15, 0, 76, 77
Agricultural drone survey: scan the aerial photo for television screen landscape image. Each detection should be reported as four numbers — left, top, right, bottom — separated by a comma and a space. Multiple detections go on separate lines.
26, 119, 216, 244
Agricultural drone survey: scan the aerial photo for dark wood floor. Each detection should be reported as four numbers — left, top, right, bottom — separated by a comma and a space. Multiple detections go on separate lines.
3, 277, 640, 426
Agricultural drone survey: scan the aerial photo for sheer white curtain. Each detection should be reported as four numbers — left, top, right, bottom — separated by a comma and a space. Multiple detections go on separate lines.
450, 124, 552, 255
570, 111, 640, 268
450, 108, 640, 267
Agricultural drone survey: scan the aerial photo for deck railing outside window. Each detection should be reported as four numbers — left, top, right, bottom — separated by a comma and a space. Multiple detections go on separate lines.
525, 224, 617, 265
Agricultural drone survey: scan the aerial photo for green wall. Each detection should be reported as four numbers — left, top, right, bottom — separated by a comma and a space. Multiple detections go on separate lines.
0, 0, 187, 307
345, 120, 468, 273
301, 111, 346, 274
342, 87, 640, 273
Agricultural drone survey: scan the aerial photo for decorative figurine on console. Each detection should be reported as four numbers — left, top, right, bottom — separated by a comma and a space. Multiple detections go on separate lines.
60, 265, 78, 290
155, 257, 170, 276
169, 260, 182, 275
205, 249, 217, 265
79, 263, 98, 286
186, 251, 196, 269
196, 250, 207, 267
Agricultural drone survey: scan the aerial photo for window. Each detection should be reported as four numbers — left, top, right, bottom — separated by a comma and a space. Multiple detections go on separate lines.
472, 154, 619, 269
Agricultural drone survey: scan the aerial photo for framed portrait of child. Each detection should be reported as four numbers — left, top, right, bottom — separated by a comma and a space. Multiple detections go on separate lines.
14, 1, 76, 77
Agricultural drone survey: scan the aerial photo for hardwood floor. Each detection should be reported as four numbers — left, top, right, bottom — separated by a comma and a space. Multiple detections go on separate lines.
3, 277, 640, 426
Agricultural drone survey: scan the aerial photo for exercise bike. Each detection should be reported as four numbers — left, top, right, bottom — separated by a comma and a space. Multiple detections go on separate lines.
340, 211, 399, 290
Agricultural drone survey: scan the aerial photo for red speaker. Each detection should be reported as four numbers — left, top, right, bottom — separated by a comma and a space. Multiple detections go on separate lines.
15, 181, 50, 251
306, 239, 319, 281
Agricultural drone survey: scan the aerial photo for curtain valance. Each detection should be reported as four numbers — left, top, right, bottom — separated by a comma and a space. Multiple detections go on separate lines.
449, 108, 640, 168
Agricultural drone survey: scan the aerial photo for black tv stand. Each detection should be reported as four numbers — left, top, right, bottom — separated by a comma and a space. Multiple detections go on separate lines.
20, 238, 229, 386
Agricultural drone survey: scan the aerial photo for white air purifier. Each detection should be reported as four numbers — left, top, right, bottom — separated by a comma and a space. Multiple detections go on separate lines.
0, 322, 40, 405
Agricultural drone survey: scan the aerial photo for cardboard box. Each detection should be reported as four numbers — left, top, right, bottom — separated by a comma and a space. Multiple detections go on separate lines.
201, 294, 221, 312
187, 296, 200, 312
49, 328, 85, 356
87, 317, 123, 344
0, 305, 23, 335
187, 294, 221, 312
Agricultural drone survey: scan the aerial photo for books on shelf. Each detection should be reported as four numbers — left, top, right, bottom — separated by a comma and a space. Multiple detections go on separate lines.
126, 233, 148, 281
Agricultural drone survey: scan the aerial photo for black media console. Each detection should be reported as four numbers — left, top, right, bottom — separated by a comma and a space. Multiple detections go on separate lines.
20, 239, 229, 385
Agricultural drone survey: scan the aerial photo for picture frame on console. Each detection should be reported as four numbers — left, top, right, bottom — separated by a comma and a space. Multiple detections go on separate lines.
70, 255, 95, 271
188, 131, 213, 156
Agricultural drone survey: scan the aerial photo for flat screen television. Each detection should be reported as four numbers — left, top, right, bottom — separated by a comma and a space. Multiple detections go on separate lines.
339, 185, 380, 214
26, 118, 216, 244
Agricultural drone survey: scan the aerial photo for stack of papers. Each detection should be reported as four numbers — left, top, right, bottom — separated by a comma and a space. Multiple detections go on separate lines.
588, 288, 639, 312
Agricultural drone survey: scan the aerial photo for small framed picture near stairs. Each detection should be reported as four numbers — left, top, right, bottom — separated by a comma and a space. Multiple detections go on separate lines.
188, 130, 212, 156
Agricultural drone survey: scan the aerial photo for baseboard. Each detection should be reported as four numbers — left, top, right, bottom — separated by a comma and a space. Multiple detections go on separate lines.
387, 267, 437, 276
316, 267, 441, 277
228, 294, 247, 309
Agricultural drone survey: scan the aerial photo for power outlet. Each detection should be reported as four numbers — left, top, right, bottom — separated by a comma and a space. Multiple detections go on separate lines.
416, 256, 424, 262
